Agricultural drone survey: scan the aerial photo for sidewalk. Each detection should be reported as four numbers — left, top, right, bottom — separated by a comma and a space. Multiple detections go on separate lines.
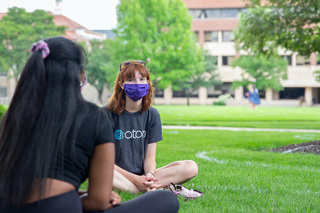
162, 125, 320, 133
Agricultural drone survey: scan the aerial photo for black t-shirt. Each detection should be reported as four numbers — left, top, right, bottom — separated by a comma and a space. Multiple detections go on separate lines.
49, 104, 114, 189
103, 107, 163, 175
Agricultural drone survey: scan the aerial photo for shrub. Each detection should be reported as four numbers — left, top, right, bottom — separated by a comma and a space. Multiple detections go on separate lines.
213, 100, 226, 106
0, 105, 8, 119
213, 94, 233, 106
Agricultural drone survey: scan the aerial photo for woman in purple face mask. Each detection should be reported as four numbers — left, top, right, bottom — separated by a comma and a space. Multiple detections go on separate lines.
103, 60, 198, 194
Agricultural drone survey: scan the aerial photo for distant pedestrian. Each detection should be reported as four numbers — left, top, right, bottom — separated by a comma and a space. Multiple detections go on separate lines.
247, 84, 261, 110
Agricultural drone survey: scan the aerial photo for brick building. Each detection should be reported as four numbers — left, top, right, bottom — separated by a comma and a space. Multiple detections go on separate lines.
155, 0, 320, 106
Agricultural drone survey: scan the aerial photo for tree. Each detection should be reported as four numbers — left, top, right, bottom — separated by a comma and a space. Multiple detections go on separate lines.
174, 50, 221, 105
112, 0, 203, 91
231, 55, 287, 91
235, 1, 320, 57
0, 7, 65, 81
85, 39, 118, 104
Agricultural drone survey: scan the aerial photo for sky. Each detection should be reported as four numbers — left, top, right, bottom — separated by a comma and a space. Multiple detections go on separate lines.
0, 0, 119, 30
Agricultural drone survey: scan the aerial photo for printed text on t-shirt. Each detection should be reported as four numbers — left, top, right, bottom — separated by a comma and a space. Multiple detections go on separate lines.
114, 129, 146, 140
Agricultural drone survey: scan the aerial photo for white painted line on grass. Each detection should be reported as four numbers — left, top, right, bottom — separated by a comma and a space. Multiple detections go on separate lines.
195, 151, 320, 173
196, 151, 228, 164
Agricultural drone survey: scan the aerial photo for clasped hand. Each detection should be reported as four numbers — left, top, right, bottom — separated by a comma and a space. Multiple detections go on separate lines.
108, 191, 121, 209
135, 173, 162, 192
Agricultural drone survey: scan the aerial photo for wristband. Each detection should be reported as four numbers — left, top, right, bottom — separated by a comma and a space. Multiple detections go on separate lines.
145, 171, 155, 177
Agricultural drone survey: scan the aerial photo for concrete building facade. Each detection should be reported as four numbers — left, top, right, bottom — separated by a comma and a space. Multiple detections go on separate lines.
155, 0, 320, 106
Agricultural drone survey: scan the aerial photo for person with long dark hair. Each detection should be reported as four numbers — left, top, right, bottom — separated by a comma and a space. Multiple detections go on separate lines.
0, 37, 179, 213
104, 60, 198, 193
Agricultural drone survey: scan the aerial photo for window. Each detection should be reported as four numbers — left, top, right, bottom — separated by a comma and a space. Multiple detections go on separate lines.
205, 31, 218, 42
208, 83, 234, 97
207, 85, 222, 98
222, 31, 235, 42
258, 89, 265, 99
0, 87, 7, 97
281, 55, 292, 66
205, 8, 242, 18
188, 9, 202, 19
221, 9, 231, 17
240, 8, 248, 14
0, 72, 7, 77
206, 9, 221, 18
280, 88, 305, 99
154, 89, 164, 98
172, 88, 198, 98
230, 9, 238, 17
222, 56, 236, 66
296, 55, 310, 65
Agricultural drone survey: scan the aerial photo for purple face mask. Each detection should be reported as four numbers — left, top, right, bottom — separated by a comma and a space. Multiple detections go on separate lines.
123, 84, 149, 102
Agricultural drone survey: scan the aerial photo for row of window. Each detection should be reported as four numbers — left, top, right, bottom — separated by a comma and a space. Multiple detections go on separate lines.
156, 86, 312, 101
154, 83, 235, 98
281, 55, 320, 66
189, 8, 247, 19
202, 31, 235, 42
194, 31, 235, 42
207, 55, 319, 67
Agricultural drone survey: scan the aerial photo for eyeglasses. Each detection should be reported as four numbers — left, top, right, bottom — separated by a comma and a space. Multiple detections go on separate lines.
119, 60, 146, 71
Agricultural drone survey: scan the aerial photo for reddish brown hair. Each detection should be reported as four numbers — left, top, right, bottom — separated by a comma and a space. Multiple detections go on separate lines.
107, 62, 153, 115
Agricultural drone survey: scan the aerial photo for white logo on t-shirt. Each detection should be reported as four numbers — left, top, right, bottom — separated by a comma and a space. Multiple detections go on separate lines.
114, 129, 146, 140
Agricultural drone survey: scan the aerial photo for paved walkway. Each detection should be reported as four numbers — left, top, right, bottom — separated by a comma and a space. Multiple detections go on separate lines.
162, 125, 320, 133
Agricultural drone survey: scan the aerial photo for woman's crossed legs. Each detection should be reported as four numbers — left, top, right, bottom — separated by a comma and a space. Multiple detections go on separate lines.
113, 160, 198, 193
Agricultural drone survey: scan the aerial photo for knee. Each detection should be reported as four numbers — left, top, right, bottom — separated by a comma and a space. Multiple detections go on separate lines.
183, 160, 198, 178
157, 191, 180, 212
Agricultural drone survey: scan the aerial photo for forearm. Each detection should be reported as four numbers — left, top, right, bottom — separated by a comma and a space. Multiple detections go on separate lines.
114, 164, 139, 183
144, 158, 156, 175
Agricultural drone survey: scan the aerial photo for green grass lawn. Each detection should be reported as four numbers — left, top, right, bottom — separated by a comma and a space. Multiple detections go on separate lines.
155, 105, 320, 129
81, 106, 320, 212
84, 129, 320, 213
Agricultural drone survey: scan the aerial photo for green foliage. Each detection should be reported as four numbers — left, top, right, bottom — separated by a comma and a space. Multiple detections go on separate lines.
0, 7, 65, 81
174, 49, 221, 105
236, 1, 320, 56
213, 94, 233, 106
232, 55, 287, 91
235, 1, 320, 83
0, 105, 8, 119
314, 70, 320, 82
112, 0, 202, 90
213, 101, 226, 106
84, 39, 118, 103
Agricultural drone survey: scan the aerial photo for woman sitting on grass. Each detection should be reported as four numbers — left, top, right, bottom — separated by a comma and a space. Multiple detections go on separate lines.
103, 60, 198, 193
0, 37, 179, 213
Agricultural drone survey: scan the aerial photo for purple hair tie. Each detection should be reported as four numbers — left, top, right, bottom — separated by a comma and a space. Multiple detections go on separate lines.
30, 40, 50, 59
